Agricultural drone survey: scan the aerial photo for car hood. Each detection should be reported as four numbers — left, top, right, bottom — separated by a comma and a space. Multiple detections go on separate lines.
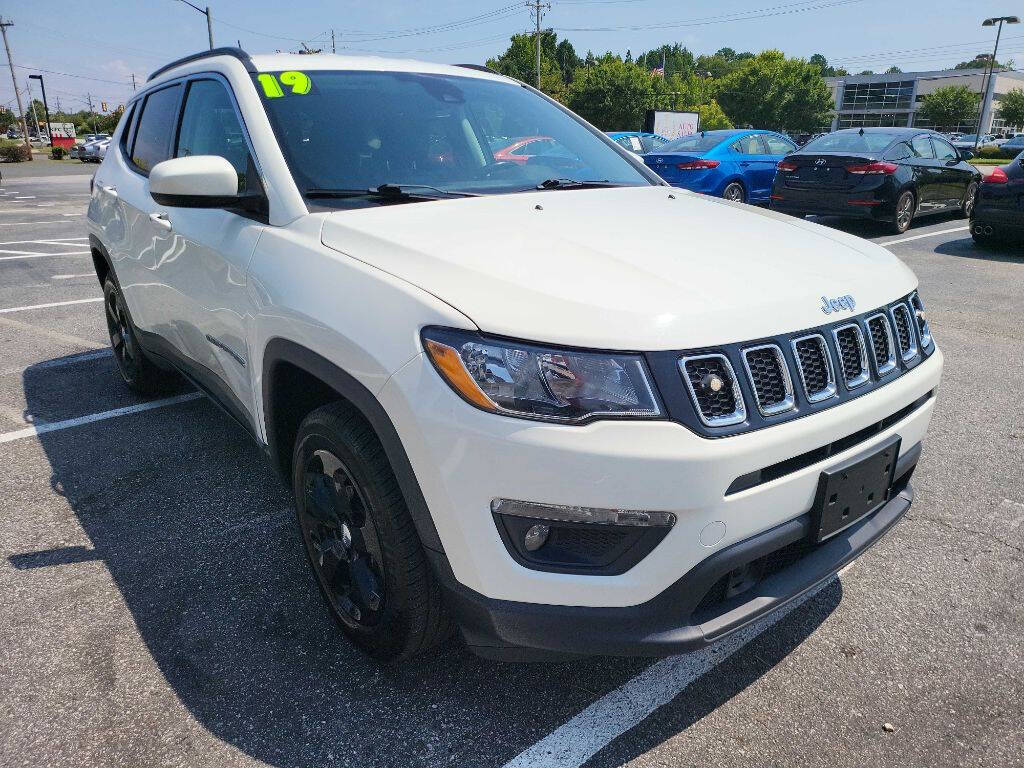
320, 186, 917, 350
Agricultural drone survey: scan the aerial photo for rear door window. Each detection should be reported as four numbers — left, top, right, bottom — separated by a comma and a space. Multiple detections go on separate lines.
762, 134, 796, 154
130, 84, 182, 173
732, 134, 766, 154
883, 142, 913, 162
911, 135, 935, 159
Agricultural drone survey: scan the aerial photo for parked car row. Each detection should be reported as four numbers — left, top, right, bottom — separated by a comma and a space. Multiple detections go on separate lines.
971, 155, 1024, 245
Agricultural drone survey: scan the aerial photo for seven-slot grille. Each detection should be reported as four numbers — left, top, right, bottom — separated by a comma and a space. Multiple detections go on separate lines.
680, 354, 745, 426
889, 303, 918, 361
866, 313, 897, 376
742, 345, 794, 415
791, 334, 836, 402
677, 296, 929, 429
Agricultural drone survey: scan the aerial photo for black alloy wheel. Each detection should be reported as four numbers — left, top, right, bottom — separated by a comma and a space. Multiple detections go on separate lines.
102, 277, 174, 395
291, 402, 451, 661
298, 448, 387, 629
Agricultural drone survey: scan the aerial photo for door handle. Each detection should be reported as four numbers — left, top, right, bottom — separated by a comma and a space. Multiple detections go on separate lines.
149, 212, 172, 230
100, 184, 117, 198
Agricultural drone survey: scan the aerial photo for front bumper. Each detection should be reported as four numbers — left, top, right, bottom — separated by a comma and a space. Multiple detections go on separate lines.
433, 453, 917, 660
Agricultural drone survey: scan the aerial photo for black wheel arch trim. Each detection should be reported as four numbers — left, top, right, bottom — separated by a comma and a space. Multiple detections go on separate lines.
262, 338, 444, 553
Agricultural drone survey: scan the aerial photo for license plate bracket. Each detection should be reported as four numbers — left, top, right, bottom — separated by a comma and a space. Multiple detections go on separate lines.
812, 435, 901, 543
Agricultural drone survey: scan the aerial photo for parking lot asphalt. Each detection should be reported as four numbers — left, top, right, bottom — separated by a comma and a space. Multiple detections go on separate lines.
0, 172, 1021, 768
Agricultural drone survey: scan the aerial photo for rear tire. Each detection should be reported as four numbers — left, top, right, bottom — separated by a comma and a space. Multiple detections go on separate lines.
292, 401, 451, 661
722, 181, 746, 203
889, 190, 916, 234
102, 277, 175, 395
961, 181, 978, 219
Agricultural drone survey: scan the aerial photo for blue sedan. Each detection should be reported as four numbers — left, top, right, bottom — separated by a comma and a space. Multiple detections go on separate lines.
643, 129, 797, 204
606, 131, 668, 154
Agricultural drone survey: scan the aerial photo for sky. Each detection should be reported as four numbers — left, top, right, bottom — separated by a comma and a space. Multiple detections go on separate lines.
1, 0, 1022, 117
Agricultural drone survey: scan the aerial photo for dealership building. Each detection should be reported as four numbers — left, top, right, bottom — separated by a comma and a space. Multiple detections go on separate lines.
825, 68, 1024, 134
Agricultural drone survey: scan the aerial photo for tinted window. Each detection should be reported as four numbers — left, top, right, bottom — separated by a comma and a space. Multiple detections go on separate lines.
931, 137, 958, 161
256, 70, 650, 198
803, 131, 899, 153
176, 79, 248, 190
659, 131, 732, 153
120, 102, 139, 156
762, 134, 796, 154
643, 135, 668, 152
883, 142, 913, 161
911, 135, 935, 159
732, 134, 765, 154
131, 84, 182, 172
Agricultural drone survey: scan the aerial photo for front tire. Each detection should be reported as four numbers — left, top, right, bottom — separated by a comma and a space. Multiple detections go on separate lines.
722, 181, 746, 203
890, 190, 916, 234
102, 277, 173, 395
292, 402, 451, 661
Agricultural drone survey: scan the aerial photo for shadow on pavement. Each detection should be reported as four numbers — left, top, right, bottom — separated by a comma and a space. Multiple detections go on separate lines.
933, 236, 1024, 263
12, 351, 837, 767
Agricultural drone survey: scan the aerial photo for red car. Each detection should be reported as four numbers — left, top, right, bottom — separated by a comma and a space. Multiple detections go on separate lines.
492, 136, 556, 165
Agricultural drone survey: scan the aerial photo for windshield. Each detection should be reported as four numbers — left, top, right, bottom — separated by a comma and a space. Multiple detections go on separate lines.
254, 70, 653, 203
658, 131, 731, 153
802, 132, 900, 153
959, 134, 979, 142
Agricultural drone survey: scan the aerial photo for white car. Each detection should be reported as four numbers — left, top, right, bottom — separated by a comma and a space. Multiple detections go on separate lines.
952, 133, 999, 150
86, 50, 943, 661
81, 138, 110, 162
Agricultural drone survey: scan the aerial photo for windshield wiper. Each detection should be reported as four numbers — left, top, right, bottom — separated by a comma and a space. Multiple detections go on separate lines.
305, 183, 477, 201
534, 178, 627, 191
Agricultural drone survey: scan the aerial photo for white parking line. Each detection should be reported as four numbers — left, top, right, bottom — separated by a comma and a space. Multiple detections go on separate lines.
501, 579, 832, 768
51, 273, 95, 280
880, 226, 969, 246
0, 392, 203, 445
0, 237, 87, 246
0, 251, 90, 261
0, 220, 82, 226
0, 349, 110, 376
0, 298, 102, 314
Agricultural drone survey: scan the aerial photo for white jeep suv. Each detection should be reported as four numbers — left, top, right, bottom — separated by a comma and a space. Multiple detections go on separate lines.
87, 49, 943, 661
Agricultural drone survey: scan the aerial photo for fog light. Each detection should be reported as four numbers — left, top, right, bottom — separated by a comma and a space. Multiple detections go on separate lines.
524, 524, 550, 551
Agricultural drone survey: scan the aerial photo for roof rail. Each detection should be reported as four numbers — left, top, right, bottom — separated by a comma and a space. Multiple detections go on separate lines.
148, 47, 256, 82
455, 63, 500, 75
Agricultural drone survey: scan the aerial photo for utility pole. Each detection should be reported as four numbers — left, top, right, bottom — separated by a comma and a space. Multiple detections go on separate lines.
25, 78, 39, 139
528, 0, 550, 88
174, 1, 214, 49
28, 74, 51, 146
331, 29, 336, 54
0, 17, 32, 159
975, 15, 1020, 149
86, 93, 98, 135
130, 72, 137, 91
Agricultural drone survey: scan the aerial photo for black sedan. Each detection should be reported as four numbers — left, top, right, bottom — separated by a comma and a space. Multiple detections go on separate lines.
770, 127, 981, 234
971, 157, 1024, 245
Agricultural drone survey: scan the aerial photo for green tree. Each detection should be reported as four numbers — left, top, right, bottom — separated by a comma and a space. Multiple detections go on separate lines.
917, 85, 979, 129
886, 66, 903, 74
715, 50, 833, 131
566, 58, 655, 130
693, 99, 733, 130
997, 88, 1024, 128
486, 33, 564, 99
555, 39, 581, 85
809, 53, 848, 77
638, 43, 695, 78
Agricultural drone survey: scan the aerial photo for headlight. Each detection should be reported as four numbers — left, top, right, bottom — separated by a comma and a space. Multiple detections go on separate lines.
421, 327, 663, 423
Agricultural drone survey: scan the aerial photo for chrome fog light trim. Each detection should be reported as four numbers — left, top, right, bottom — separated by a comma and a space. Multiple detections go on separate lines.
491, 498, 677, 527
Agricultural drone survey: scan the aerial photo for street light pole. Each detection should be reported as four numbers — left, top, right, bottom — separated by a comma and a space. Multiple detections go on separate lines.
175, 0, 214, 50
975, 15, 1020, 152
0, 17, 32, 158
28, 74, 51, 146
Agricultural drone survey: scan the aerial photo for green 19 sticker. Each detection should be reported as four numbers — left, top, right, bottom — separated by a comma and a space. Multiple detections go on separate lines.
258, 71, 312, 98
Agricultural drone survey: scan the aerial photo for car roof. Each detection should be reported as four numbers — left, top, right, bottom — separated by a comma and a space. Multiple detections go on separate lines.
830, 127, 929, 136
149, 49, 511, 87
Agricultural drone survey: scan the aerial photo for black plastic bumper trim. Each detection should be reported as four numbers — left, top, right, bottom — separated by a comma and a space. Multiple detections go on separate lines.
434, 445, 920, 661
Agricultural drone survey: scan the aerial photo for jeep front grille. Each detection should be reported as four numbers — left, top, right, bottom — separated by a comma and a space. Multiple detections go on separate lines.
866, 313, 897, 376
833, 323, 870, 389
909, 291, 932, 348
679, 354, 746, 427
889, 303, 917, 362
742, 344, 794, 416
792, 334, 836, 402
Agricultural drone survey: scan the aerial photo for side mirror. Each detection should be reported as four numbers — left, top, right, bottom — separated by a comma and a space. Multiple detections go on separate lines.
149, 155, 262, 211
959, 149, 974, 161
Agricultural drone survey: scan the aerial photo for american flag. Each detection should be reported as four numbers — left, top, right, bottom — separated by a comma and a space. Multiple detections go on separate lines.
650, 66, 665, 77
